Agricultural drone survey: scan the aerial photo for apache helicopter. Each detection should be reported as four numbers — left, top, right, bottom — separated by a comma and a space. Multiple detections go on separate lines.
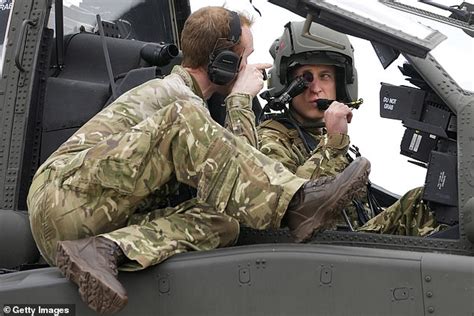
0, 0, 473, 315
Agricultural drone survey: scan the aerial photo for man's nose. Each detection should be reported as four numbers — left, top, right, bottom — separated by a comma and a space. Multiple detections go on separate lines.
308, 79, 322, 93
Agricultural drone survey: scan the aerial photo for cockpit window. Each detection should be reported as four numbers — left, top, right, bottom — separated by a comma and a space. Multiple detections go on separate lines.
48, 0, 178, 45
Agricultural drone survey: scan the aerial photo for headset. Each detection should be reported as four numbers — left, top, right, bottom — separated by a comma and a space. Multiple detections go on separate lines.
207, 10, 242, 85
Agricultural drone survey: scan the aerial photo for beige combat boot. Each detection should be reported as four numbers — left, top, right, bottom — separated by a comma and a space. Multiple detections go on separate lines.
285, 156, 371, 242
56, 236, 127, 314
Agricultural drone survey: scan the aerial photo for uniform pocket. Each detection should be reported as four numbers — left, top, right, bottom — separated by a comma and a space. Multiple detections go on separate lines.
197, 137, 239, 213
57, 150, 91, 191
60, 131, 152, 195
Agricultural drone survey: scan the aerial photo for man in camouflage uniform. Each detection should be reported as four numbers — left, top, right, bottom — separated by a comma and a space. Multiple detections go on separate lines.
258, 20, 444, 236
27, 8, 370, 314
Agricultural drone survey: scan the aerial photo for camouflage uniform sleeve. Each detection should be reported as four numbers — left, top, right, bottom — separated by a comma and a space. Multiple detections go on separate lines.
258, 127, 302, 174
224, 93, 258, 147
295, 133, 350, 179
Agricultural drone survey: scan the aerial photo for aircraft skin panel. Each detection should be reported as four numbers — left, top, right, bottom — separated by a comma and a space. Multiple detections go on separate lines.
1, 244, 473, 315
420, 253, 474, 315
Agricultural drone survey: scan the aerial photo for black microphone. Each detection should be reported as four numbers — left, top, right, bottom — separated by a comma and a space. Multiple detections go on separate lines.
315, 99, 333, 111
315, 98, 364, 111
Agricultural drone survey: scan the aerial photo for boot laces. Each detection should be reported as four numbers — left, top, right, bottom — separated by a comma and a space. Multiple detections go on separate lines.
97, 239, 125, 274
308, 175, 335, 188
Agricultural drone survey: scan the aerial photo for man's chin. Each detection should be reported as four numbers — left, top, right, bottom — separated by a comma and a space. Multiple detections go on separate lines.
305, 113, 324, 121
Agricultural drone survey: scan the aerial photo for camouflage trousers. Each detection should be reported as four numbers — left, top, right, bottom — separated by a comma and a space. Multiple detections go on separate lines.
28, 102, 305, 269
298, 156, 443, 236
357, 187, 445, 236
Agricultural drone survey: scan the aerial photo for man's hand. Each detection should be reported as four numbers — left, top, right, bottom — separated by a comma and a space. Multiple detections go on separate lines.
324, 101, 353, 135
231, 63, 272, 97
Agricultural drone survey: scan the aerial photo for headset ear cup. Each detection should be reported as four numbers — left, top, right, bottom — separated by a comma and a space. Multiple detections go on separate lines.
208, 51, 241, 85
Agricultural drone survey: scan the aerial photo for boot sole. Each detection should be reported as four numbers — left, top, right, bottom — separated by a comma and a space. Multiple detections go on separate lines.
294, 158, 371, 242
56, 242, 128, 314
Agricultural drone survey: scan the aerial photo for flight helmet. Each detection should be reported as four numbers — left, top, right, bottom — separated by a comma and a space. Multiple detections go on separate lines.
268, 20, 358, 102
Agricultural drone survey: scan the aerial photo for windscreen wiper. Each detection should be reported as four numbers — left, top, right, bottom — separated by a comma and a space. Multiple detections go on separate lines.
419, 0, 473, 22
380, 0, 474, 37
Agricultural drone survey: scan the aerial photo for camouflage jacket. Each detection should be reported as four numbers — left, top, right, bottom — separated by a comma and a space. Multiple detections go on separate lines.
257, 115, 358, 228
257, 115, 436, 234
37, 65, 257, 210
258, 116, 350, 180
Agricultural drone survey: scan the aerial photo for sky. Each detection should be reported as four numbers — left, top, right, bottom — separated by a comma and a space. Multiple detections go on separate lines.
191, 0, 473, 196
